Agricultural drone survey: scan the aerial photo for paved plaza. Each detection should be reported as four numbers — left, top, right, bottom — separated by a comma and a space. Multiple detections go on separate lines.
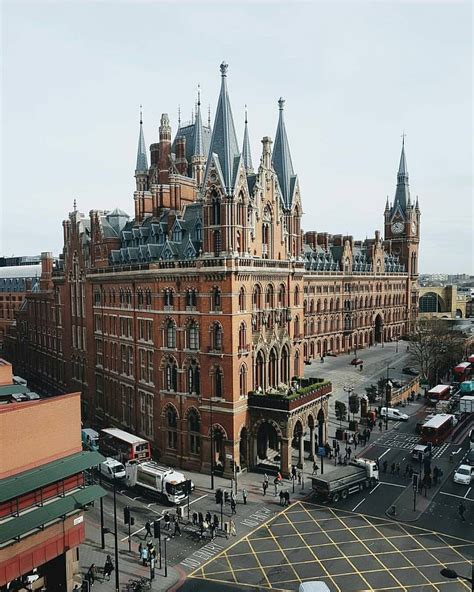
188, 501, 474, 591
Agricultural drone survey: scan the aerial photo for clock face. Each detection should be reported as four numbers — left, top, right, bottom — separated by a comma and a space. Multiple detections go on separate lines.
391, 222, 404, 234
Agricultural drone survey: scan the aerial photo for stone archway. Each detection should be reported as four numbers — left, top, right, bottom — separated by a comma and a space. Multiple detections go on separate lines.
374, 314, 383, 343
292, 420, 305, 469
317, 408, 325, 448
256, 421, 280, 462
239, 426, 249, 469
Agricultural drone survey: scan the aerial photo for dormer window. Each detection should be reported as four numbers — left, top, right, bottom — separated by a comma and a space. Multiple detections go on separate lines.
195, 223, 202, 242
172, 226, 182, 242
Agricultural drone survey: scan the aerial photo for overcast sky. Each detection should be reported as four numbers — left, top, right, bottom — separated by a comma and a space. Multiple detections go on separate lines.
1, 1, 472, 273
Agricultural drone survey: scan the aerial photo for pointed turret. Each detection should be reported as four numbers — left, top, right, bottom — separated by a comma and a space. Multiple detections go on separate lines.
415, 195, 420, 211
193, 86, 204, 157
392, 137, 410, 213
273, 98, 297, 207
242, 106, 254, 173
135, 108, 148, 172
206, 62, 240, 192
385, 196, 390, 211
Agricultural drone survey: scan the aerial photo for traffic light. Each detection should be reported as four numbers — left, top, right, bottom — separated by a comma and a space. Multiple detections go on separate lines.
412, 472, 419, 491
215, 488, 223, 505
184, 479, 193, 496
123, 506, 134, 526
153, 519, 161, 538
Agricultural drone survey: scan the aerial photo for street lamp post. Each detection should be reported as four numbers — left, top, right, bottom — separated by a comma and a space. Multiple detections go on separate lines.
385, 365, 395, 430
163, 536, 170, 578
210, 395, 214, 490
112, 476, 120, 592
440, 566, 473, 591
98, 467, 105, 550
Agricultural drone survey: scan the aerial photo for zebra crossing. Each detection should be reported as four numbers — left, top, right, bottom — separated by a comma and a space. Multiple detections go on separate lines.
374, 431, 451, 458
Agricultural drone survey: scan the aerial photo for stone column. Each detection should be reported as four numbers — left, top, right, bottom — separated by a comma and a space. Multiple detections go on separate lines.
298, 432, 304, 468
280, 437, 291, 478
309, 426, 315, 461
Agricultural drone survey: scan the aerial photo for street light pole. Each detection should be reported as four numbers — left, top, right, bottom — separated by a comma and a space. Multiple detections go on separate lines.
210, 395, 214, 490
98, 466, 105, 550
112, 476, 120, 592
385, 365, 395, 430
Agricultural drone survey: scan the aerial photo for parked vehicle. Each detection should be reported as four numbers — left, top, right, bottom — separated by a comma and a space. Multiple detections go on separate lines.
99, 457, 126, 480
81, 428, 99, 451
427, 385, 451, 405
125, 460, 192, 504
470, 429, 474, 451
464, 449, 474, 466
411, 444, 432, 461
298, 583, 331, 592
453, 464, 474, 485
312, 457, 379, 503
459, 396, 474, 414
402, 367, 419, 376
460, 381, 474, 395
100, 428, 151, 462
380, 407, 408, 421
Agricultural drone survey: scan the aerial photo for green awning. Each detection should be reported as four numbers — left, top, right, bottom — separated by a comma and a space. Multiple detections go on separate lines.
0, 485, 106, 544
0, 451, 105, 503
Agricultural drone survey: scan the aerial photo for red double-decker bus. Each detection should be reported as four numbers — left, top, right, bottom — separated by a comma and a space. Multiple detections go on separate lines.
427, 384, 451, 405
100, 428, 151, 463
420, 414, 455, 445
453, 361, 472, 381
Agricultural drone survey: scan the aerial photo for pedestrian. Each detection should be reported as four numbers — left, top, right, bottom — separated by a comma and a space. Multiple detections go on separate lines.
367, 429, 371, 442
87, 564, 96, 586
383, 460, 388, 473
336, 443, 340, 456
174, 520, 181, 536
284, 491, 290, 506
449, 452, 454, 463
379, 420, 383, 431
213, 514, 219, 529
138, 542, 143, 560
291, 465, 297, 480
353, 435, 358, 450
279, 490, 284, 506
264, 473, 269, 487
199, 521, 205, 539
103, 555, 114, 581
458, 502, 466, 522
274, 478, 279, 496
206, 511, 212, 524
198, 512, 204, 525
210, 522, 216, 540
192, 511, 198, 526
347, 446, 352, 459
164, 512, 171, 531
298, 471, 302, 485
231, 498, 236, 515
242, 488, 248, 504
405, 464, 410, 477
141, 545, 148, 566
312, 461, 319, 475
325, 442, 332, 458
391, 462, 396, 475
144, 520, 152, 539
395, 463, 400, 476
262, 480, 268, 496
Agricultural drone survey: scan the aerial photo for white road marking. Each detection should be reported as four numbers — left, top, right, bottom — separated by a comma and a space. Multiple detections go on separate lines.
464, 487, 471, 499
454, 447, 462, 454
187, 493, 209, 506
379, 481, 406, 488
439, 491, 474, 501
369, 483, 381, 495
120, 526, 145, 542
352, 498, 366, 512
378, 449, 391, 459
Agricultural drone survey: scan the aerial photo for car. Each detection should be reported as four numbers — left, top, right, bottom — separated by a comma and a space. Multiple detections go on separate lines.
403, 367, 419, 376
350, 358, 363, 366
465, 449, 474, 466
380, 407, 409, 421
99, 457, 126, 480
453, 464, 474, 485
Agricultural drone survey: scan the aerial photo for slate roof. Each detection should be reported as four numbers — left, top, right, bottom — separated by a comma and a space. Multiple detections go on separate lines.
273, 98, 297, 208
0, 264, 41, 281
303, 244, 340, 271
392, 139, 410, 214
172, 122, 211, 177
110, 203, 203, 265
204, 62, 241, 193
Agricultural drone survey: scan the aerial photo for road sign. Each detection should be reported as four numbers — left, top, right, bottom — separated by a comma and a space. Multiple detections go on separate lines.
318, 446, 326, 457
412, 472, 419, 491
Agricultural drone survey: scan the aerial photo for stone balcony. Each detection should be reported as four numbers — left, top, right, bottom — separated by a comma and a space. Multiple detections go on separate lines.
248, 378, 331, 413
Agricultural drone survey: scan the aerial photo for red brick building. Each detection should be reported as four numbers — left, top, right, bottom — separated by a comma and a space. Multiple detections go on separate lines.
0, 360, 104, 590
6, 63, 419, 477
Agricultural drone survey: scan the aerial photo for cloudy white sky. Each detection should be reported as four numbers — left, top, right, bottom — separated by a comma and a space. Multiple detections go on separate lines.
1, 0, 472, 273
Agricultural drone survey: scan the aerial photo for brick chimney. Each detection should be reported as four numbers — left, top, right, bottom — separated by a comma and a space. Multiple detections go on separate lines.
40, 252, 53, 291
175, 137, 188, 175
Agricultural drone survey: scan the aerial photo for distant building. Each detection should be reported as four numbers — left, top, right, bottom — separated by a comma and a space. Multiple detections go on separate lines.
419, 285, 470, 318
0, 359, 104, 590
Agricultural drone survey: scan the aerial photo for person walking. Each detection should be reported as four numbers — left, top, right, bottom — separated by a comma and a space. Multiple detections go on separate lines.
279, 490, 284, 506
390, 462, 396, 475
291, 465, 297, 480
353, 434, 358, 450
274, 478, 279, 496
379, 420, 383, 431
433, 466, 439, 485
347, 446, 352, 460
213, 514, 219, 530
230, 520, 237, 537
174, 520, 182, 537
395, 463, 400, 476
144, 520, 153, 539
312, 461, 319, 475
264, 473, 269, 488
366, 429, 371, 442
382, 460, 388, 473
192, 511, 198, 526
458, 502, 466, 522
138, 542, 143, 560
210, 521, 216, 540
262, 480, 268, 496
242, 488, 248, 505
164, 512, 171, 531
86, 564, 96, 586
230, 498, 237, 515
297, 471, 302, 485
206, 511, 212, 525
103, 555, 114, 581
284, 491, 290, 507
140, 545, 148, 566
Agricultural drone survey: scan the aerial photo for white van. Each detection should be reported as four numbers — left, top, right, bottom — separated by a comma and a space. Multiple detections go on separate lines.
99, 457, 126, 480
380, 407, 409, 421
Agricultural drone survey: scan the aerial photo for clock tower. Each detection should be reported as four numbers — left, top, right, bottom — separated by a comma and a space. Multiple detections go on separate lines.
384, 138, 420, 328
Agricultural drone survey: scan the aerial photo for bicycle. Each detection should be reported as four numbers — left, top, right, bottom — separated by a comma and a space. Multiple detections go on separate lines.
124, 577, 152, 592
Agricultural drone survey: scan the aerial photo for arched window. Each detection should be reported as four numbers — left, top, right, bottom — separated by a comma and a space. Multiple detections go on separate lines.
164, 289, 174, 308
239, 322, 247, 350
214, 367, 223, 398
187, 321, 199, 350
187, 360, 200, 395
137, 289, 144, 309
164, 359, 177, 391
126, 289, 132, 308
213, 230, 221, 256
265, 285, 274, 308
252, 285, 262, 309
165, 319, 176, 348
294, 315, 300, 338
195, 223, 202, 242
119, 289, 125, 307
212, 287, 221, 311
188, 409, 201, 454
294, 285, 300, 306
212, 323, 223, 351
238, 287, 246, 312
211, 194, 221, 225
145, 289, 152, 308
186, 289, 197, 309
278, 284, 286, 307
166, 406, 178, 449
239, 365, 247, 397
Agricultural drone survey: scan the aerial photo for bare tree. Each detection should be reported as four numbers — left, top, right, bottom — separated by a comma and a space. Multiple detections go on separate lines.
409, 319, 467, 386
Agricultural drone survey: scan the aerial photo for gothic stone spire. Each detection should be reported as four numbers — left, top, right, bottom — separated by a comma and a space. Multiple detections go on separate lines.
273, 97, 296, 207
135, 106, 148, 172
392, 136, 410, 214
242, 106, 254, 173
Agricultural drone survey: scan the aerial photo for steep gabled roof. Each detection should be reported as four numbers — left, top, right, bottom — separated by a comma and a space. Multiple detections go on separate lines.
273, 98, 297, 208
392, 138, 410, 214
205, 62, 240, 193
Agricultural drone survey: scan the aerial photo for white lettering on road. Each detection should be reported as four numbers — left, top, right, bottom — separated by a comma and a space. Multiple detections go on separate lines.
240, 506, 272, 528
180, 541, 224, 569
